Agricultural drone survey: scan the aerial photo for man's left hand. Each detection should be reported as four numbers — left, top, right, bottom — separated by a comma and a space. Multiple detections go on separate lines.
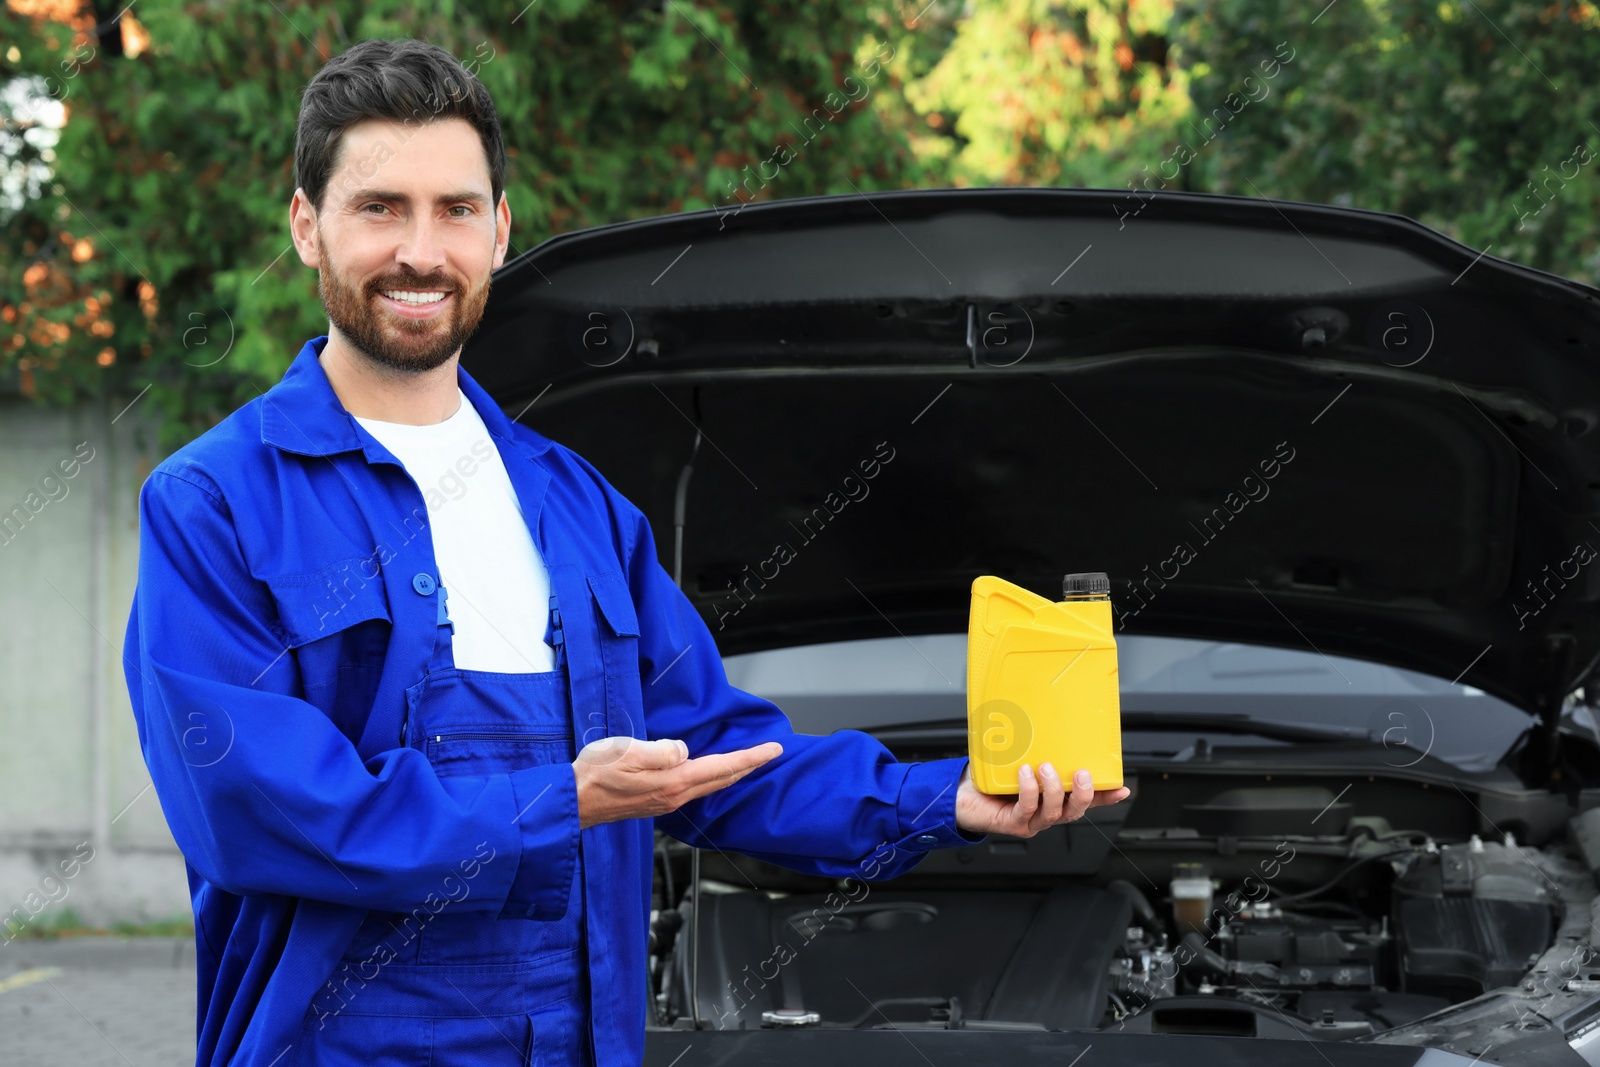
955, 761, 1131, 838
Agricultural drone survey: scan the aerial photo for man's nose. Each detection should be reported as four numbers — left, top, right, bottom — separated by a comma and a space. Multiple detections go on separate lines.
394, 212, 448, 278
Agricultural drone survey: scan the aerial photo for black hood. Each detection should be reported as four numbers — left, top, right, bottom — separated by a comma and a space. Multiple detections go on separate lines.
462, 187, 1600, 738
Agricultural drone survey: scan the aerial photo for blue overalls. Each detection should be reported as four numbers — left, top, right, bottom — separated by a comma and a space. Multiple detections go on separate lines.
121, 335, 983, 1067
291, 589, 593, 1066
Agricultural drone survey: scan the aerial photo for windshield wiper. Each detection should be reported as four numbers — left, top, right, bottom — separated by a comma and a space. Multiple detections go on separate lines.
869, 713, 1373, 747
1120, 712, 1372, 744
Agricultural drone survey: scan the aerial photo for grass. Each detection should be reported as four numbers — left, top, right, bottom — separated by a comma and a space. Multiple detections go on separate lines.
2, 907, 194, 940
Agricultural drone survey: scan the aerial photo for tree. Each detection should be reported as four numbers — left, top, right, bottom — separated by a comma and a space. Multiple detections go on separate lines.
8, 0, 1599, 452
1162, 0, 1600, 284
1, 0, 939, 450
901, 0, 1190, 189
900, 0, 1600, 289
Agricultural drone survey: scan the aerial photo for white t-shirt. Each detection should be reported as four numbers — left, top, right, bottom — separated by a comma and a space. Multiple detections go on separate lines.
354, 389, 556, 673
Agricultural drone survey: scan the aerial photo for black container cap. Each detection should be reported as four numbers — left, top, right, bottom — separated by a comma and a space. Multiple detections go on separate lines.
1062, 571, 1111, 598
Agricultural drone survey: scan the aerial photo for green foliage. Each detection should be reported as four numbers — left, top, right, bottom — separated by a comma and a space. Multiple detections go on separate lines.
903, 0, 1192, 187
1166, 0, 1600, 282
108, 915, 195, 937
0, 0, 934, 451
4, 0, 1600, 451
3, 904, 195, 939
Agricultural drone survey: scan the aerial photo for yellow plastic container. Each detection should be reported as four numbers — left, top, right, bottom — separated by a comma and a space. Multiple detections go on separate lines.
967, 573, 1123, 794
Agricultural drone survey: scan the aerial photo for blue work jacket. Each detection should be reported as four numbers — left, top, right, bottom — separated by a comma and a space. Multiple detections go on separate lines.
122, 334, 980, 1067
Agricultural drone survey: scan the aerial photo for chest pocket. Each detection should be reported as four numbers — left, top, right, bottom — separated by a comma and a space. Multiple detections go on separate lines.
587, 572, 644, 746
262, 558, 392, 741
424, 730, 572, 777
411, 667, 575, 778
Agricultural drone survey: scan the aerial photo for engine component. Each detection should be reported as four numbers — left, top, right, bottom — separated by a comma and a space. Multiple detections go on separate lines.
1107, 879, 1162, 935
1396, 897, 1554, 998
669, 886, 1130, 1030
1222, 910, 1385, 989
1179, 930, 1285, 984
1180, 785, 1353, 837
1171, 862, 1215, 934
985, 884, 1133, 1029
1149, 889, 1392, 998
1392, 838, 1558, 999
1296, 990, 1450, 1030
1109, 921, 1176, 1007
1567, 807, 1600, 885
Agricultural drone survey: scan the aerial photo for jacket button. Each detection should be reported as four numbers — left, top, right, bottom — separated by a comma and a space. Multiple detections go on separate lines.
412, 573, 437, 596
916, 834, 939, 845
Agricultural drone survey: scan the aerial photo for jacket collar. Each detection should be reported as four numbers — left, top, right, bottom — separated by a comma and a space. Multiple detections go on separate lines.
259, 335, 553, 459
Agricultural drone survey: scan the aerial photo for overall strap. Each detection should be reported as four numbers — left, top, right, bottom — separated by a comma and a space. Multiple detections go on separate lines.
426, 582, 457, 674
546, 563, 605, 744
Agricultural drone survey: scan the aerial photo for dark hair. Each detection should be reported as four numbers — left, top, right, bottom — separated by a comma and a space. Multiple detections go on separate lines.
294, 38, 505, 215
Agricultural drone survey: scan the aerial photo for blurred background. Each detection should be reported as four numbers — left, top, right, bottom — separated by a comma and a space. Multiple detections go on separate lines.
0, 0, 1596, 1031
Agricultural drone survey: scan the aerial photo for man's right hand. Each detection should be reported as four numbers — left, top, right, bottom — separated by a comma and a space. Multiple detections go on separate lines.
571, 737, 783, 828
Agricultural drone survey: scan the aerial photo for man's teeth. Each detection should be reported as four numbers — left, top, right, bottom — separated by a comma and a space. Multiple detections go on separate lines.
381, 291, 447, 305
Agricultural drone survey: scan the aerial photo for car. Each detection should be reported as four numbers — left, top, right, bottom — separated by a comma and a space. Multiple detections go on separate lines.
460, 186, 1600, 1067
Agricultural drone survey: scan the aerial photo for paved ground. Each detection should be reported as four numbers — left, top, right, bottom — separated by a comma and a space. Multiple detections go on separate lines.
0, 937, 196, 1067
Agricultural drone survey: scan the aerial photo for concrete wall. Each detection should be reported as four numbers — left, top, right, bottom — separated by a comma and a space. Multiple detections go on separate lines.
0, 395, 190, 932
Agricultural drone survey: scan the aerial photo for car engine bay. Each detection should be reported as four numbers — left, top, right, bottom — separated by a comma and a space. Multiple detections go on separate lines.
647, 761, 1600, 1066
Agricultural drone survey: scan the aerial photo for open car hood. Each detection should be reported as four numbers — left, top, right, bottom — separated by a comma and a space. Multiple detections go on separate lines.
462, 187, 1600, 743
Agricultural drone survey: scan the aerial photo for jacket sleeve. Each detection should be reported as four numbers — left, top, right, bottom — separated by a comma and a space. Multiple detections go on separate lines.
122, 468, 578, 920
603, 485, 985, 881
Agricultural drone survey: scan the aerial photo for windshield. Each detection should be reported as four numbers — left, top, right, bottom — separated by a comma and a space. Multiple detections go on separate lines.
722, 634, 1534, 773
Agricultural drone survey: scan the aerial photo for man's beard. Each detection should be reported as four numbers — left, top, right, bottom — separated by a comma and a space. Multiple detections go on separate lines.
315, 230, 491, 374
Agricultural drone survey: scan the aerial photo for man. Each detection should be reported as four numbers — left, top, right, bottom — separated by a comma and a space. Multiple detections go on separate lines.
122, 37, 1130, 1067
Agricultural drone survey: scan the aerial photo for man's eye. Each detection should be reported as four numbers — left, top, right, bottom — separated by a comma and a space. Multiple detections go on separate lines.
362, 203, 390, 215
449, 206, 471, 217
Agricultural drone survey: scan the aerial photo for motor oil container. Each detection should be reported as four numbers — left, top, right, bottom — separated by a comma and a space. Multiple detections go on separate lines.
967, 572, 1123, 794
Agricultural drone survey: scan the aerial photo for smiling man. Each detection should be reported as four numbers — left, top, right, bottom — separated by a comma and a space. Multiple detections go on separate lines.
122, 38, 1128, 1067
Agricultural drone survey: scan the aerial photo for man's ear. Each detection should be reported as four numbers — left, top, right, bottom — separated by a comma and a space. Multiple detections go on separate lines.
289, 188, 322, 269
492, 191, 512, 270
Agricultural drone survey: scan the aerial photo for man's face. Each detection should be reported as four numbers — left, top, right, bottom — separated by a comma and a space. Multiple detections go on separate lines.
293, 116, 510, 373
